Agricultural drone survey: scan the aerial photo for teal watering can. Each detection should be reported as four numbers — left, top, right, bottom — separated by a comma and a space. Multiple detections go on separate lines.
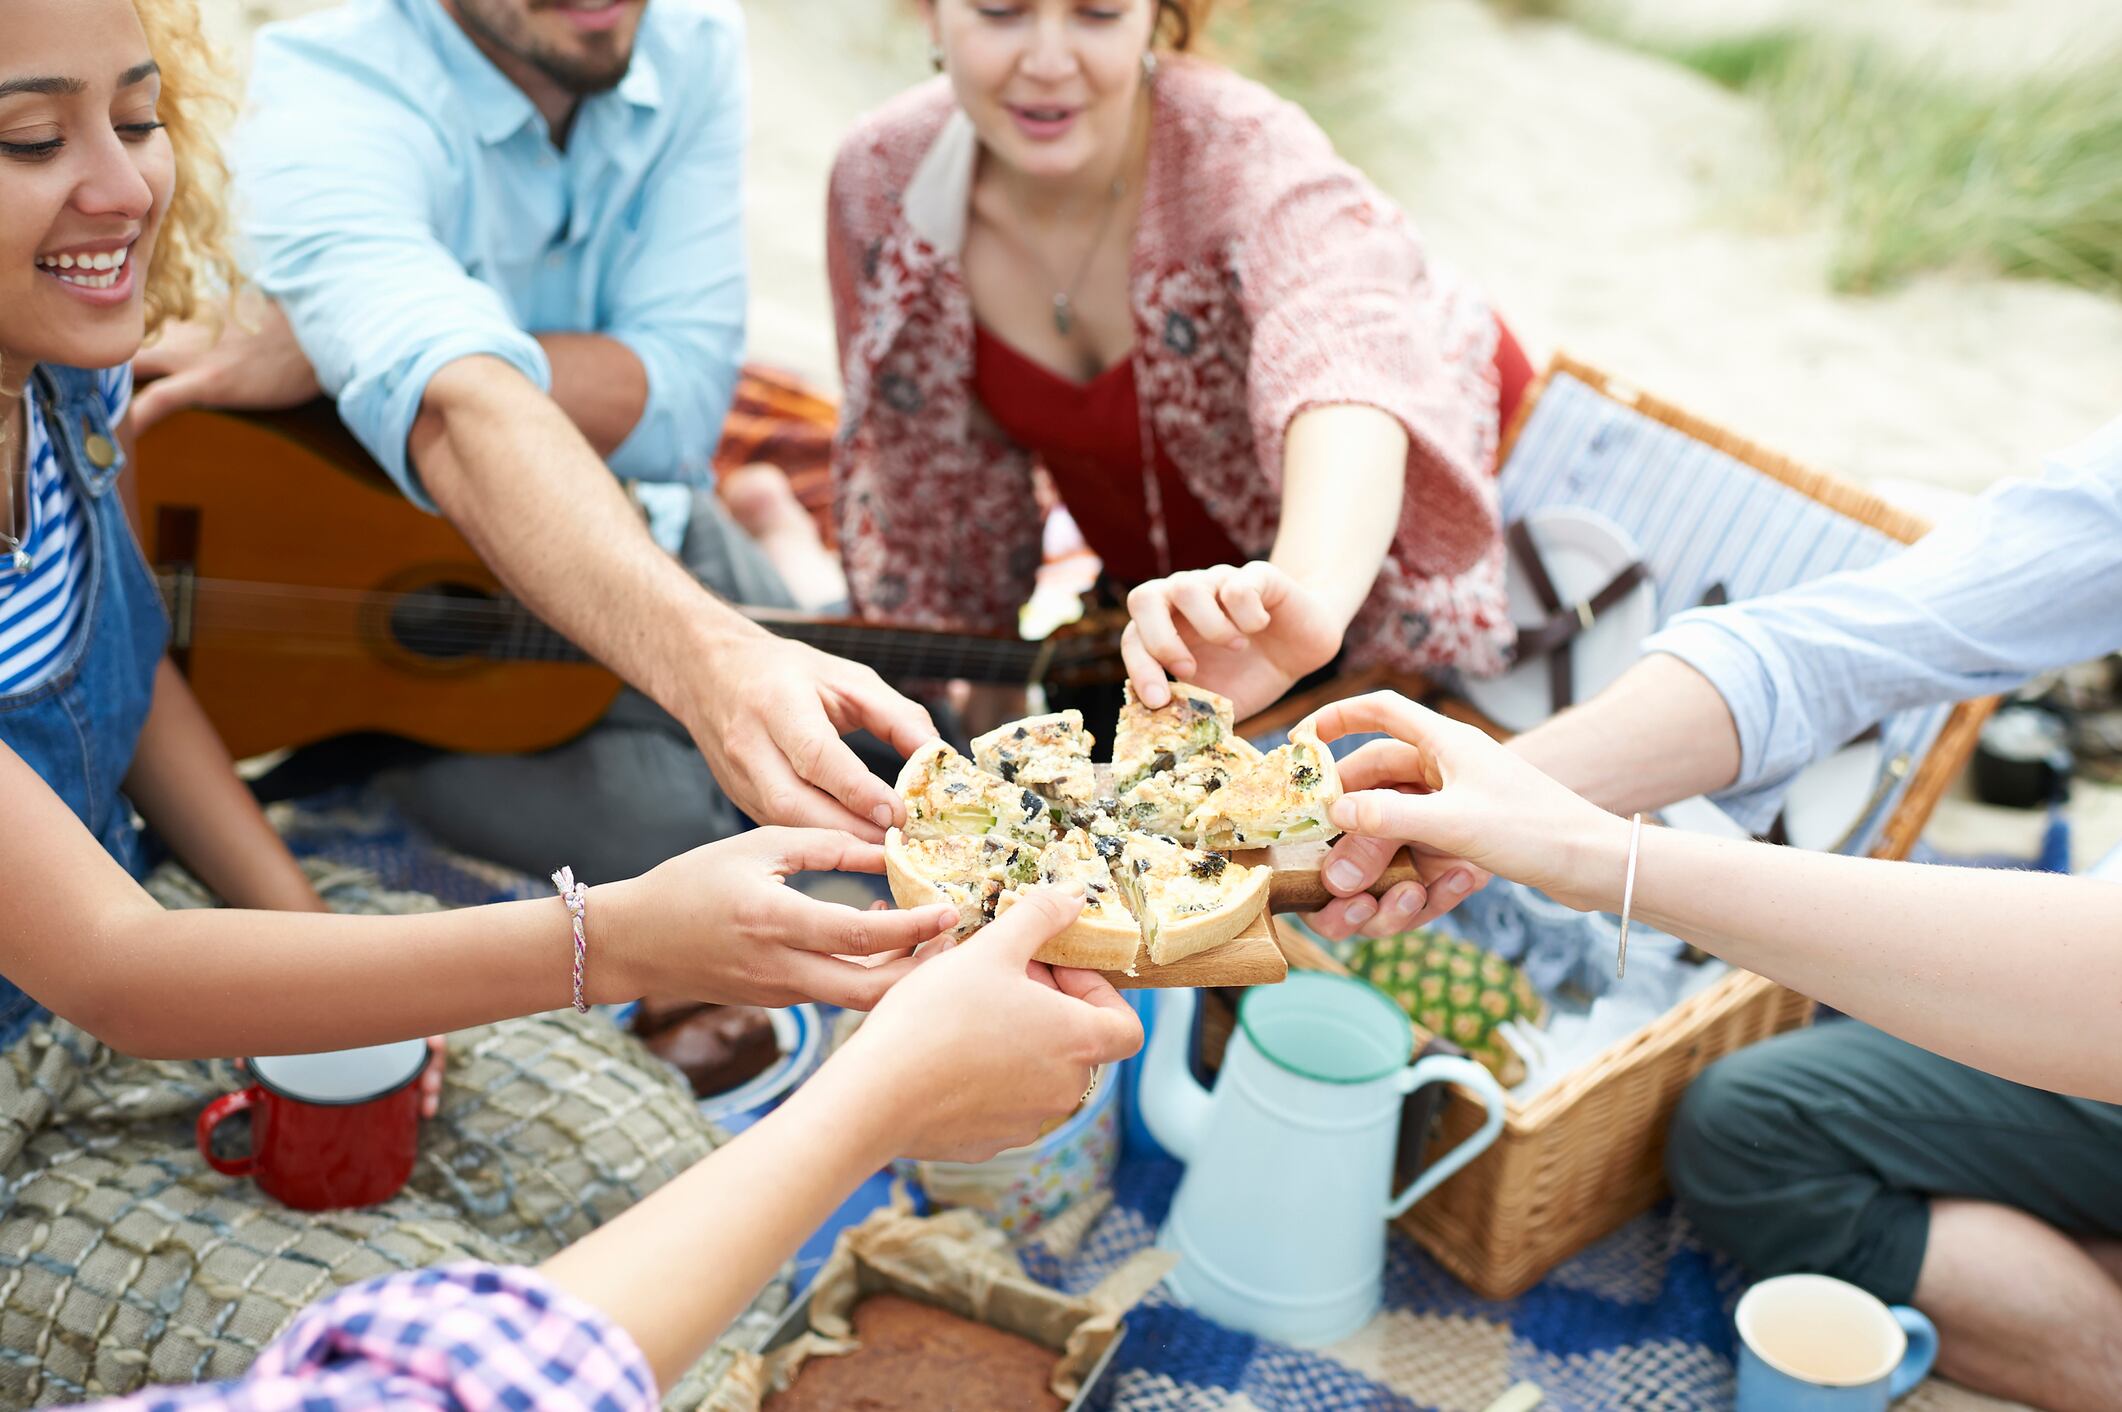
1142, 972, 1508, 1345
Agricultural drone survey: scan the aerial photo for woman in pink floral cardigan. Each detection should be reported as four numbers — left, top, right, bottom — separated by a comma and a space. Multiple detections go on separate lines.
828, 0, 1532, 721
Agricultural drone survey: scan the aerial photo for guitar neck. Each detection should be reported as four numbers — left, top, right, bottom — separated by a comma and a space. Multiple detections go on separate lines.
737, 607, 1053, 684
164, 574, 1097, 687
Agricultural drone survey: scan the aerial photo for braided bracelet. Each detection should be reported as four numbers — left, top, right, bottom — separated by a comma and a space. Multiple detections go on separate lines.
552, 866, 590, 1014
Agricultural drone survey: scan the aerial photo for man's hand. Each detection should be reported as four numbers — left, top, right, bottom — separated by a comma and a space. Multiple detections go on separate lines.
604, 828, 962, 1011
686, 632, 938, 840
1123, 561, 1342, 719
132, 292, 322, 432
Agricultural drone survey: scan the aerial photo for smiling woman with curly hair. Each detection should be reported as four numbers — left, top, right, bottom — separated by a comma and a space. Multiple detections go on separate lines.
0, 1, 777, 1402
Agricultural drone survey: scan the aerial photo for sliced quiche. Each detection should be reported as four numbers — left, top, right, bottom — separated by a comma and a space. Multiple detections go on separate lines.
1009, 828, 1143, 969
896, 739, 1052, 847
1117, 739, 1262, 840
886, 693, 1287, 974
1184, 720, 1345, 848
882, 830, 1036, 940
885, 825, 1143, 971
1111, 681, 1239, 791
972, 710, 1099, 812
1111, 831, 1272, 967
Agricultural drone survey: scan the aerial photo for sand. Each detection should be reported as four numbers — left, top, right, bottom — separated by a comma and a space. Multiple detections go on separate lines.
202, 0, 2122, 498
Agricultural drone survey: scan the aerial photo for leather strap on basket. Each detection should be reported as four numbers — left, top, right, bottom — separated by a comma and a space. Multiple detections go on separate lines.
1506, 519, 1650, 713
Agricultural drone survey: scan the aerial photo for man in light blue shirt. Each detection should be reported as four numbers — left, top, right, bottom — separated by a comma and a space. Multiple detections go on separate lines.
1311, 414, 2122, 1410
134, 0, 933, 878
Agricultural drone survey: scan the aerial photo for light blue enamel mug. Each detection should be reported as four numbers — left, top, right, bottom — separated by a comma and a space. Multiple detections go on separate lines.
1735, 1274, 1936, 1411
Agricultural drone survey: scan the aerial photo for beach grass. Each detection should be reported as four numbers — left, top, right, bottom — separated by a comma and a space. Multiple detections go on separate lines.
1638, 24, 2122, 295
1204, 0, 1394, 138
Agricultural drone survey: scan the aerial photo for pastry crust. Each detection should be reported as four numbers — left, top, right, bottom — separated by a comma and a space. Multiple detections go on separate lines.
1112, 832, 1272, 968
1185, 720, 1345, 848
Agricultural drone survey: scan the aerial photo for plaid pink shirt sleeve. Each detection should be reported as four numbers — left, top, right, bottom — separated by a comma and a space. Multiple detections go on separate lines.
91, 1265, 656, 1412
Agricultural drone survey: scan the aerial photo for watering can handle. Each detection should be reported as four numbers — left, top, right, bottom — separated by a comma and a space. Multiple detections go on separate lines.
1386, 1055, 1508, 1219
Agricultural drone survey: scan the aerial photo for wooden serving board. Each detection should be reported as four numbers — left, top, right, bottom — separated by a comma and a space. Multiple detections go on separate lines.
1262, 839, 1423, 913
1100, 903, 1290, 990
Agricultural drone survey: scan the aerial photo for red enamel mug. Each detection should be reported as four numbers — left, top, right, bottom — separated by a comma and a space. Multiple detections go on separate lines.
196, 1040, 429, 1210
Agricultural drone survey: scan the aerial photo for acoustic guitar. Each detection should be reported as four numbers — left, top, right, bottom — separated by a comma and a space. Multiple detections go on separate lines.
132, 404, 1123, 760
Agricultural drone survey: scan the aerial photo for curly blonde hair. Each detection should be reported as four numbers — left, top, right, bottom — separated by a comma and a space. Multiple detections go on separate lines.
131, 0, 238, 337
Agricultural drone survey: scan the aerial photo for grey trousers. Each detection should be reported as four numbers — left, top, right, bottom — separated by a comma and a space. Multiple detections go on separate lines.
378, 491, 805, 883
1665, 1018, 2122, 1304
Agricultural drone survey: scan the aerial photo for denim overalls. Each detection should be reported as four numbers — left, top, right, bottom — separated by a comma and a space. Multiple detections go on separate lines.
0, 365, 168, 1045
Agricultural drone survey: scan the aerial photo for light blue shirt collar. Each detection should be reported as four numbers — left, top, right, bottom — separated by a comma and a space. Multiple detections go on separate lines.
403, 0, 663, 148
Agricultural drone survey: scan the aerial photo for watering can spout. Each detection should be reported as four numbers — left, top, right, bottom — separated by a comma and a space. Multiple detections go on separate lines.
1139, 986, 1212, 1164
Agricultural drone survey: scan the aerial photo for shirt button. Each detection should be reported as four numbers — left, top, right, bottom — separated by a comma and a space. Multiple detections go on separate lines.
546, 250, 565, 268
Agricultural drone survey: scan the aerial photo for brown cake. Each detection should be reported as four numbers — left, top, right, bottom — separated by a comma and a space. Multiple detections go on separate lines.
632, 1002, 779, 1098
762, 1294, 1065, 1412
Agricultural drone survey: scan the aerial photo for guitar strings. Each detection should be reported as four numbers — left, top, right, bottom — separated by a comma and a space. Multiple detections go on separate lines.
169, 577, 1117, 675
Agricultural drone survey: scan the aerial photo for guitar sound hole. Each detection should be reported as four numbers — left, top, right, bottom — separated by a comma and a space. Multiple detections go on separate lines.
389, 582, 506, 660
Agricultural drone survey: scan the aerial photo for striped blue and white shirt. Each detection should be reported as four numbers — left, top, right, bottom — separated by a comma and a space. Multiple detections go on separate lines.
0, 366, 129, 696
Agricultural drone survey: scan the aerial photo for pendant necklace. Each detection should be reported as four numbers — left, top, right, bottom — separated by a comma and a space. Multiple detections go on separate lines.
1048, 168, 1129, 337
1040, 91, 1147, 338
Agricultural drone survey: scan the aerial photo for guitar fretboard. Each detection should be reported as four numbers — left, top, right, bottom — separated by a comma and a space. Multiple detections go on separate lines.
157, 574, 1112, 686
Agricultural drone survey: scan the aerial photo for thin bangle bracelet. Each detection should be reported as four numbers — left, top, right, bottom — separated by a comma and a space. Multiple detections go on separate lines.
552, 866, 589, 1013
1616, 812, 1644, 979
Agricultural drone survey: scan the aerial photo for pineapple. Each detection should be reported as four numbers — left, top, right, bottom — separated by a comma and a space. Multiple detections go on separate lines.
1348, 928, 1546, 1087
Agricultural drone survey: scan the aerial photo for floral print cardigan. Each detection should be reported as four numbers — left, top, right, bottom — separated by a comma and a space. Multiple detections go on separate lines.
827, 60, 1513, 675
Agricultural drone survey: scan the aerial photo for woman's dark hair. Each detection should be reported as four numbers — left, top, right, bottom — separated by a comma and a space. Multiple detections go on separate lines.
1156, 0, 1210, 50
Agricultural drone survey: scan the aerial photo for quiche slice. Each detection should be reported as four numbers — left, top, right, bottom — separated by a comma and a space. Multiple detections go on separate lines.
882, 827, 1143, 972
1111, 832, 1271, 968
882, 830, 1036, 940
1005, 828, 1144, 971
1111, 681, 1239, 791
1117, 739, 1263, 841
972, 710, 1099, 812
1184, 720, 1344, 848
895, 739, 1052, 847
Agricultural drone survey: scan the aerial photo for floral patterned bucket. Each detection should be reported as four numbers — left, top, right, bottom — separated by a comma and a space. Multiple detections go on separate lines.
904, 1063, 1121, 1237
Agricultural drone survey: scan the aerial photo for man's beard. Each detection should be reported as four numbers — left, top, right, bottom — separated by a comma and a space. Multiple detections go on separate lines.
455, 0, 633, 95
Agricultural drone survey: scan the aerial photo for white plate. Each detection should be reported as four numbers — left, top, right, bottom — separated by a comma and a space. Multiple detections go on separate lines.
1657, 738, 1889, 854
1462, 507, 1657, 733
1781, 738, 1887, 854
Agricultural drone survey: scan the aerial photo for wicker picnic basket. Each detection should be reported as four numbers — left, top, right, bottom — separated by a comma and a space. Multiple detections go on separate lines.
1265, 354, 1996, 1300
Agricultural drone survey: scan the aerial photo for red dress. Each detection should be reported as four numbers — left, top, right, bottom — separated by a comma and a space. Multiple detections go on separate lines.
972, 319, 1534, 586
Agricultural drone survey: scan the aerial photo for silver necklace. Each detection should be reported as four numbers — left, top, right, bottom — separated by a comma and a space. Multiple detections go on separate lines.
1045, 170, 1129, 337
1035, 90, 1148, 338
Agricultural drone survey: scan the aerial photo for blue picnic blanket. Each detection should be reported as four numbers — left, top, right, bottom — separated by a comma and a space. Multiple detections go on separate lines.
1022, 1158, 1749, 1411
